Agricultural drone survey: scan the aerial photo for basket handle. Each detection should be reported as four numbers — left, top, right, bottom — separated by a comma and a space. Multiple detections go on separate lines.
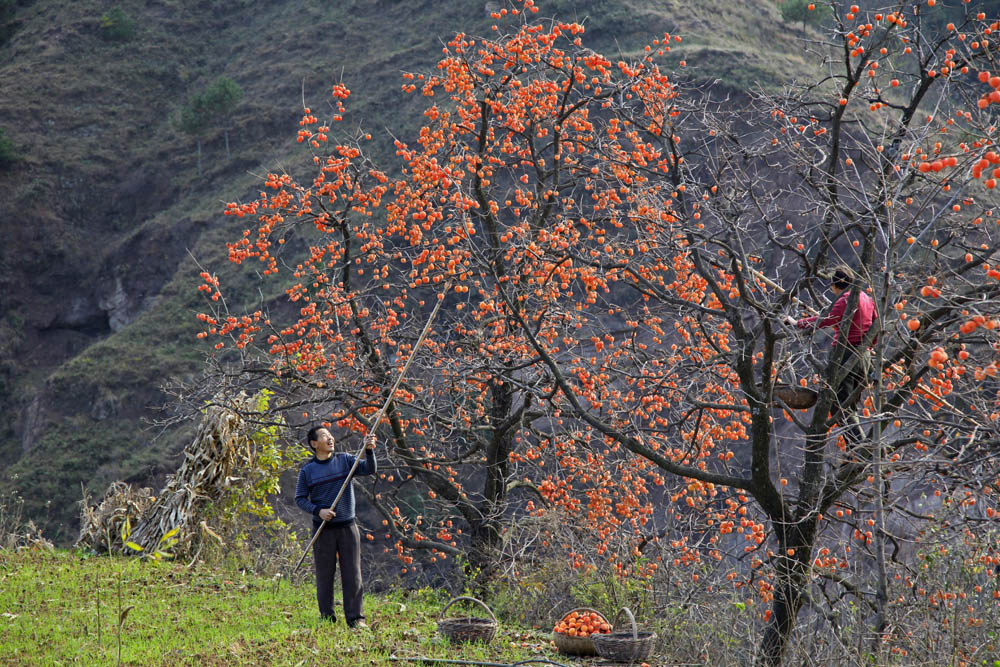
555, 606, 608, 623
613, 606, 638, 640
438, 596, 497, 624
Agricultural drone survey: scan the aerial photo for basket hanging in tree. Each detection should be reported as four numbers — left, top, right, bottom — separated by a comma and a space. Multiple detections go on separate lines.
436, 596, 498, 643
769, 383, 818, 409
591, 606, 656, 663
552, 607, 612, 656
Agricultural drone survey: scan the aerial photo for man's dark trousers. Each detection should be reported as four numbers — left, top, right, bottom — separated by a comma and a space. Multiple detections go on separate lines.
312, 521, 364, 623
836, 345, 870, 454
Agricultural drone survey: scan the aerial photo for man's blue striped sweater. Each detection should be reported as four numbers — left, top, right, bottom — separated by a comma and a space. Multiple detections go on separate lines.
295, 449, 377, 527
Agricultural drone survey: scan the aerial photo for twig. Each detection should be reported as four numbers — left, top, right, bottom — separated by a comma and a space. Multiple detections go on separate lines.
737, 261, 820, 316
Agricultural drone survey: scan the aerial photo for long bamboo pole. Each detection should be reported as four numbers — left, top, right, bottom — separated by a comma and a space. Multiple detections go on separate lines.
292, 283, 452, 574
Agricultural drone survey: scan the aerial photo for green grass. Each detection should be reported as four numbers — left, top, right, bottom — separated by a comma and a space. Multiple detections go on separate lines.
0, 548, 555, 666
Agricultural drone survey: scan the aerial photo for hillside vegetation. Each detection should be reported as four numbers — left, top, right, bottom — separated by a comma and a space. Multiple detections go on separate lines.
0, 0, 814, 542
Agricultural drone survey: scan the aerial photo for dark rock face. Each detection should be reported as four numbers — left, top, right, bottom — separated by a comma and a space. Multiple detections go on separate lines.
112, 165, 178, 222
19, 396, 43, 455
98, 277, 133, 333
7, 209, 201, 437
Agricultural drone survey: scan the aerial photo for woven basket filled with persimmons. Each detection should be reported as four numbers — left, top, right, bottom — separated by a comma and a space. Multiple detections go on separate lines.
551, 607, 612, 656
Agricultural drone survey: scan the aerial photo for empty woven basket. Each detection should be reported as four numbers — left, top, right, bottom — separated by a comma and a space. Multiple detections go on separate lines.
437, 596, 497, 643
591, 606, 656, 663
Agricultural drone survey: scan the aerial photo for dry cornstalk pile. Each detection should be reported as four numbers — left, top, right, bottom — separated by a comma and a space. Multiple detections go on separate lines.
77, 481, 156, 553
77, 394, 255, 558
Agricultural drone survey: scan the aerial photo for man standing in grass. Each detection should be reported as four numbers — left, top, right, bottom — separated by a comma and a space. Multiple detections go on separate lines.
295, 426, 377, 627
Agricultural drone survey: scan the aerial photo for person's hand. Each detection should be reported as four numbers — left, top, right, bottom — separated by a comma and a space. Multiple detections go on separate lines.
364, 434, 376, 450
783, 315, 798, 327
319, 508, 335, 521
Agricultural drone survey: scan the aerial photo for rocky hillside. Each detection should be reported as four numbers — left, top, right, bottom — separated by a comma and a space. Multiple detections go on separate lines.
0, 0, 815, 543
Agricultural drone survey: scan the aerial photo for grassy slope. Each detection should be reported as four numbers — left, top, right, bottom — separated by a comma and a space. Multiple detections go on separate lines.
0, 0, 820, 543
0, 548, 551, 666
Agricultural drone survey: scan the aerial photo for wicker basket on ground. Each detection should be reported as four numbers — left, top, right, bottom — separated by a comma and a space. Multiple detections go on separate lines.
437, 596, 497, 643
552, 607, 611, 656
770, 383, 818, 409
591, 606, 656, 664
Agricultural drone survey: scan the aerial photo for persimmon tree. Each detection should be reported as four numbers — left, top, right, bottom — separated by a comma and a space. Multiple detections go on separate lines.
197, 4, 597, 584
199, 122, 551, 584
383, 0, 1000, 662
655, 2, 1000, 663
466, 1, 1000, 664
198, 0, 1000, 664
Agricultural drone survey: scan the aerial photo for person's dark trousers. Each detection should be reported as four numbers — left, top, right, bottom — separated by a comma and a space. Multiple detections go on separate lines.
312, 521, 365, 624
835, 345, 870, 456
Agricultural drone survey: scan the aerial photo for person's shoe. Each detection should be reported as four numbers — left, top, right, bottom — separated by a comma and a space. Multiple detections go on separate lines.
347, 619, 368, 629
320, 614, 337, 623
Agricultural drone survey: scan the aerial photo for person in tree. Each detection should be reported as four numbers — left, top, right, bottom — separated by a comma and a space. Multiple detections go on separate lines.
295, 427, 377, 627
784, 266, 877, 454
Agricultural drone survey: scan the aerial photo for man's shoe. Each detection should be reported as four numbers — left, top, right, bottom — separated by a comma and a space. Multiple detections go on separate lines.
321, 614, 337, 623
348, 619, 368, 629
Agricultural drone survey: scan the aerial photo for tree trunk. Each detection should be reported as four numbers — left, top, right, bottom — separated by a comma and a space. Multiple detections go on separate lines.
757, 546, 809, 666
466, 521, 502, 592
465, 378, 515, 591
196, 138, 203, 177
870, 244, 891, 658
225, 130, 230, 161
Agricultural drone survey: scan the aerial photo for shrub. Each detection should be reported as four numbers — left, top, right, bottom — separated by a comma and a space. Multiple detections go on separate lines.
175, 76, 244, 138
0, 127, 15, 168
779, 0, 829, 29
0, 0, 16, 46
0, 490, 53, 552
99, 7, 135, 43
484, 512, 755, 664
174, 76, 244, 174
